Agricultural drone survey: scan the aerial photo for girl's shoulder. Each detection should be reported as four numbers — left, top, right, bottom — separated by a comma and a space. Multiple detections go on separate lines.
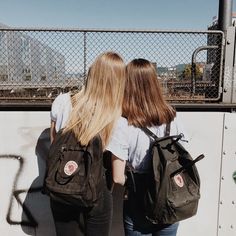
116, 116, 129, 127
111, 117, 130, 138
51, 92, 71, 118
170, 114, 183, 130
52, 92, 71, 106
54, 92, 70, 101
170, 114, 188, 141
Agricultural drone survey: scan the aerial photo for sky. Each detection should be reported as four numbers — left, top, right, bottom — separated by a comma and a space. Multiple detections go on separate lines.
0, 0, 235, 30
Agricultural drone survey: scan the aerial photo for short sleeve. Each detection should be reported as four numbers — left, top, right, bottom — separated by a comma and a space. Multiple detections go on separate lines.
106, 118, 129, 161
170, 114, 189, 148
50, 93, 63, 122
50, 93, 72, 132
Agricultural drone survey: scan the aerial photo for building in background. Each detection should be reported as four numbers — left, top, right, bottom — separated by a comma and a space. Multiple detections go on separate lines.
0, 23, 65, 84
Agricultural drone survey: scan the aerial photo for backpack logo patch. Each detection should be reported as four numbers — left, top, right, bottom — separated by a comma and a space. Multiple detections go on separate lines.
64, 161, 78, 176
173, 174, 184, 188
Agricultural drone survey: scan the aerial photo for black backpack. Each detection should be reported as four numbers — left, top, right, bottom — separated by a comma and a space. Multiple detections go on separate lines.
138, 123, 204, 224
44, 129, 105, 207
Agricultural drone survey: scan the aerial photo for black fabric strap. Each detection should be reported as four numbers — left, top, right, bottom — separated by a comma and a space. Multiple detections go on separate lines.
141, 127, 158, 140
142, 123, 171, 140
165, 123, 171, 136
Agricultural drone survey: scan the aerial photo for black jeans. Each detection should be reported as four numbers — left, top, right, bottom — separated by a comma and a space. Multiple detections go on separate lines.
50, 186, 113, 236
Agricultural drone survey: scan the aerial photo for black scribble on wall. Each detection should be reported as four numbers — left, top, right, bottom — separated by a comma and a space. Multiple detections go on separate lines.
21, 128, 55, 236
12, 189, 41, 227
0, 127, 122, 235
0, 155, 40, 227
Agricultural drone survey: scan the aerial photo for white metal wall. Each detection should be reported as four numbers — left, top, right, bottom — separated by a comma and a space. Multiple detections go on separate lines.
177, 112, 224, 236
217, 113, 236, 236
0, 111, 235, 236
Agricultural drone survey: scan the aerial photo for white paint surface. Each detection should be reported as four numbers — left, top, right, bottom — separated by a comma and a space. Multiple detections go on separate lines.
0, 111, 235, 236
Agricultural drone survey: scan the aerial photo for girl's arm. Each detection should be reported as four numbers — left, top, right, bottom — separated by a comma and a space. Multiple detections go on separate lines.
112, 155, 126, 185
50, 120, 56, 144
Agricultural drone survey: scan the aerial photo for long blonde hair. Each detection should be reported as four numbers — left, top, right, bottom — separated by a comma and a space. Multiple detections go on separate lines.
64, 51, 126, 149
123, 58, 176, 127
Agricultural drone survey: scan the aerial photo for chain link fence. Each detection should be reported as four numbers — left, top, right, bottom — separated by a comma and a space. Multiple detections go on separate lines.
0, 28, 224, 106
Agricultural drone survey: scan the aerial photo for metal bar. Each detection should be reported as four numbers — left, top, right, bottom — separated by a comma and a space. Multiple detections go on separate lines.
1, 102, 236, 111
0, 27, 225, 34
222, 26, 236, 103
83, 31, 87, 84
191, 45, 219, 95
218, 0, 233, 32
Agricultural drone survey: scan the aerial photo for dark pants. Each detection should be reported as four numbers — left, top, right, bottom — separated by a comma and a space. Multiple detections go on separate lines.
50, 186, 113, 236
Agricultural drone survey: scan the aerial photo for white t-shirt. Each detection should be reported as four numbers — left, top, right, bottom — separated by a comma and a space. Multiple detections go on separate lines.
106, 116, 188, 173
50, 92, 72, 132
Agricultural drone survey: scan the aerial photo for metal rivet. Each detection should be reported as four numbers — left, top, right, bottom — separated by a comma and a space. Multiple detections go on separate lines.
230, 225, 233, 229
223, 151, 226, 155
225, 126, 228, 129
222, 176, 224, 180
233, 171, 236, 183
232, 201, 235, 204
220, 201, 223, 204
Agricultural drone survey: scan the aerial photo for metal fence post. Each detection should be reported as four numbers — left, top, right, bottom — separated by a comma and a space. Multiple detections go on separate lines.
218, 0, 233, 32
222, 26, 235, 103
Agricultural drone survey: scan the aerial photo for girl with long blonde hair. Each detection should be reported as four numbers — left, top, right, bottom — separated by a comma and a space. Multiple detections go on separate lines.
50, 51, 126, 236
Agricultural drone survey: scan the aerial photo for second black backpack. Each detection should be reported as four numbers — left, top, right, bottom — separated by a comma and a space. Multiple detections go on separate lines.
44, 129, 105, 207
141, 124, 204, 224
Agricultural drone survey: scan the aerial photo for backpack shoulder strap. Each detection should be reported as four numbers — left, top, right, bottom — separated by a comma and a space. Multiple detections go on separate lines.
142, 122, 171, 140
141, 127, 158, 140
165, 123, 171, 136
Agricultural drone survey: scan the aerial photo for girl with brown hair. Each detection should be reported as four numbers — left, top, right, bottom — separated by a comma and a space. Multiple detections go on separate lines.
107, 58, 187, 236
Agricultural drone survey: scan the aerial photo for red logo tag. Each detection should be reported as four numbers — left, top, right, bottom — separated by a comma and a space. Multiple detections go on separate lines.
174, 174, 184, 187
64, 161, 78, 176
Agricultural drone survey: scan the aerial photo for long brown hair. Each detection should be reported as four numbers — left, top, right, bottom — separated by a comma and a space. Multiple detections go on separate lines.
64, 51, 126, 149
123, 58, 176, 127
